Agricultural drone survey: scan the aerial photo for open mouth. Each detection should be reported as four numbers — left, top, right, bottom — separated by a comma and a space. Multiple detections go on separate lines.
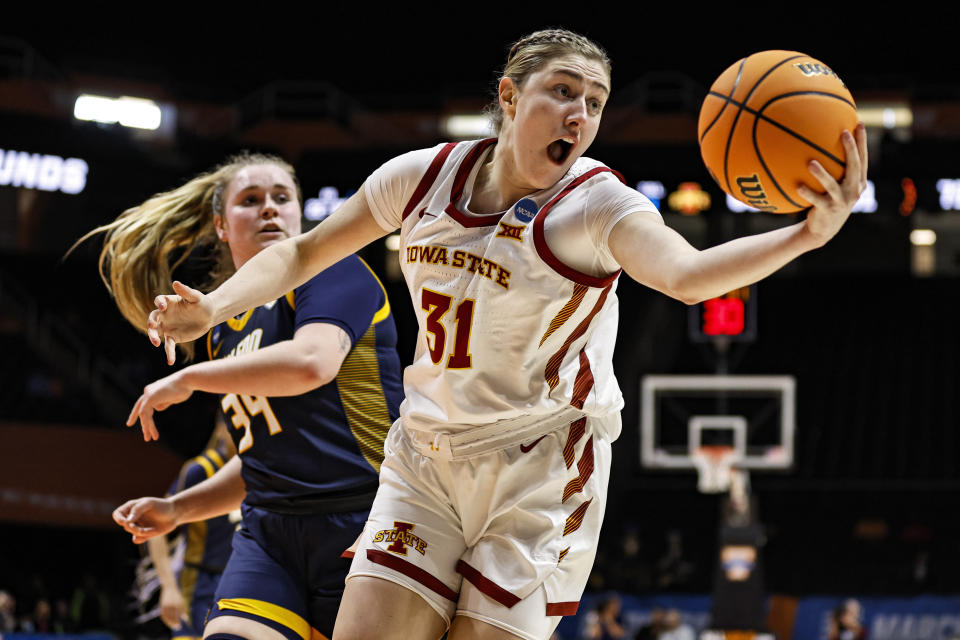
547, 138, 574, 165
259, 224, 284, 235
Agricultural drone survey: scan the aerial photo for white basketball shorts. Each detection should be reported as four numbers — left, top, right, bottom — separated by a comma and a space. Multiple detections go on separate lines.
346, 410, 619, 640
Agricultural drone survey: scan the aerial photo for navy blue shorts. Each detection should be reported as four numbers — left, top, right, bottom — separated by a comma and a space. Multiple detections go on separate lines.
207, 504, 367, 640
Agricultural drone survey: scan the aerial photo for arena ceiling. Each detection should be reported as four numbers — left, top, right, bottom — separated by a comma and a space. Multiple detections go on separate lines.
8, 11, 954, 108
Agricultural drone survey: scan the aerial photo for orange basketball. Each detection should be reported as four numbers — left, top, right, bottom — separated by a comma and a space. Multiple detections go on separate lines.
698, 50, 858, 214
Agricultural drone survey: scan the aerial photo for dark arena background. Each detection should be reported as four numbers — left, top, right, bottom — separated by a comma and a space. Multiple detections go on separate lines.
2, 10, 958, 640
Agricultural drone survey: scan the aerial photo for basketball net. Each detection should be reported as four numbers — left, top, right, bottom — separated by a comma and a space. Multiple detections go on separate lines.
692, 445, 743, 494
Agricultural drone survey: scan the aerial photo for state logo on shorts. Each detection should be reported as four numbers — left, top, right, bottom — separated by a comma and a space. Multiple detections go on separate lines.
373, 521, 428, 556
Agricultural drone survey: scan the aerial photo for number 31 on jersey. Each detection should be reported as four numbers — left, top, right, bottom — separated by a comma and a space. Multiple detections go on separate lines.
421, 288, 475, 369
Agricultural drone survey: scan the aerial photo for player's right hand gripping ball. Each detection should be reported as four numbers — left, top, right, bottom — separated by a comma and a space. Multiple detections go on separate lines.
698, 50, 858, 213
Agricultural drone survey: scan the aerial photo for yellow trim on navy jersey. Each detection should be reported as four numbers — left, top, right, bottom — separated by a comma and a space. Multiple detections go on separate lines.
175, 456, 198, 493
216, 598, 310, 640
225, 309, 255, 331
206, 330, 214, 360
179, 519, 207, 624
335, 325, 392, 472
206, 448, 225, 469
371, 300, 391, 325
357, 257, 391, 325
284, 290, 296, 310
194, 455, 216, 479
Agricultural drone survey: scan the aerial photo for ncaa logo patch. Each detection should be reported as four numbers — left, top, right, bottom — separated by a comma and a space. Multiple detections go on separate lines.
513, 198, 539, 223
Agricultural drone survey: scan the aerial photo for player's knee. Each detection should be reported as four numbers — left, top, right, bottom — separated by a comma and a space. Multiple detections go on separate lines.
332, 577, 448, 640
448, 616, 525, 640
204, 615, 292, 640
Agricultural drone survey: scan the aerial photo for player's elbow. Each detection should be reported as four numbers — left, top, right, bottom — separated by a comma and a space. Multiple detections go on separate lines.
627, 249, 709, 305
663, 269, 710, 306
298, 357, 338, 390
673, 288, 712, 306
662, 281, 701, 305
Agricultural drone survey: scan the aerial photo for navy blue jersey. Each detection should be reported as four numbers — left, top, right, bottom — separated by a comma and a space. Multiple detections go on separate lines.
167, 445, 236, 574
166, 445, 236, 634
205, 255, 403, 512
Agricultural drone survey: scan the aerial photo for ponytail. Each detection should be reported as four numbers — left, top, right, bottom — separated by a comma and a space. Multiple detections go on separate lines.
73, 152, 298, 360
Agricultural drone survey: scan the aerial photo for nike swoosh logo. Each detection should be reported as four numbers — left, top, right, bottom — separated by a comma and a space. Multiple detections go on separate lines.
418, 208, 436, 219
520, 435, 548, 454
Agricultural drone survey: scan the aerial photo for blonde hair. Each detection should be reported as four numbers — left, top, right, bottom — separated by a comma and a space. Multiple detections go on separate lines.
74, 151, 300, 360
487, 28, 612, 134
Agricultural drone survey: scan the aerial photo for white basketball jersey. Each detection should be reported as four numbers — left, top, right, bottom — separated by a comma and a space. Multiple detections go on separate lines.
396, 139, 627, 432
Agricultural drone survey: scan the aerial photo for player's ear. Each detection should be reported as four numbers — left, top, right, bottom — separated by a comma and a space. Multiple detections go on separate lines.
498, 77, 518, 119
214, 214, 228, 243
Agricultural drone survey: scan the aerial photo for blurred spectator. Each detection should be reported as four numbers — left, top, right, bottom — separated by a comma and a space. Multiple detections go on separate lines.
828, 599, 866, 640
659, 609, 695, 640
53, 598, 73, 634
70, 573, 110, 631
657, 531, 695, 589
0, 590, 17, 632
20, 598, 53, 633
913, 550, 929, 587
584, 595, 627, 639
634, 607, 665, 640
608, 527, 653, 593
711, 472, 767, 632
588, 547, 610, 592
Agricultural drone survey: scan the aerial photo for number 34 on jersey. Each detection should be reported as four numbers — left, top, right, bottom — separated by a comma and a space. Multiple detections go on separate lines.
221, 393, 282, 453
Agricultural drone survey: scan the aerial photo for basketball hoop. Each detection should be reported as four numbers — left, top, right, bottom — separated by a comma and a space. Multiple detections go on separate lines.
692, 445, 742, 494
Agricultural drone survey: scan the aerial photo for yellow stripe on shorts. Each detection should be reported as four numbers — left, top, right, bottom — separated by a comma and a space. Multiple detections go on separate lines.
216, 598, 310, 640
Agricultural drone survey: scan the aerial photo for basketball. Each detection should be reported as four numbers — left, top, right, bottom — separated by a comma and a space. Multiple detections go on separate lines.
698, 50, 859, 214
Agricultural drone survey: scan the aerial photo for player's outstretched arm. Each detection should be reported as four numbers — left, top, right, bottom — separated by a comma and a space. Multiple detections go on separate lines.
610, 124, 866, 305
129, 323, 351, 440
113, 457, 245, 540
149, 187, 391, 364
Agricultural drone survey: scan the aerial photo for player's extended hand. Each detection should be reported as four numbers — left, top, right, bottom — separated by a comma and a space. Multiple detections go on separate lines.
798, 123, 868, 246
127, 373, 194, 442
158, 586, 187, 630
112, 497, 178, 544
147, 281, 214, 366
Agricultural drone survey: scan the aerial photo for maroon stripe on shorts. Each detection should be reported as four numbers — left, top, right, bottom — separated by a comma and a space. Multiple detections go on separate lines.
340, 550, 355, 559
366, 550, 459, 602
562, 435, 595, 503
456, 560, 521, 608
546, 601, 580, 616
563, 418, 587, 469
563, 498, 593, 536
